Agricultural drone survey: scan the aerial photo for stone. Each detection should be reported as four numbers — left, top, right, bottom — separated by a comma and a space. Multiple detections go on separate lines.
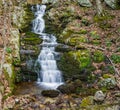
77, 0, 92, 7
99, 78, 117, 89
94, 91, 105, 102
57, 83, 76, 94
42, 0, 58, 4
104, 0, 117, 9
41, 90, 60, 98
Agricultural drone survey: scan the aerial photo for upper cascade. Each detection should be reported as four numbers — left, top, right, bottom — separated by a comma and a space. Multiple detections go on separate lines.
32, 5, 63, 89
32, 5, 46, 34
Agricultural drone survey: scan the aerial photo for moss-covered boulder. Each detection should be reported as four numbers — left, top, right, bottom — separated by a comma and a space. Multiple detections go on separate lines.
58, 50, 92, 81
57, 79, 82, 94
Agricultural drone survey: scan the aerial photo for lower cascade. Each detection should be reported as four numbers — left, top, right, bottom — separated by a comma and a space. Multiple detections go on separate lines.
32, 5, 63, 89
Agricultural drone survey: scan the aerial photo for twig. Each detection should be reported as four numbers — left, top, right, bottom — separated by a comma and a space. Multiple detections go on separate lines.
75, 43, 106, 51
105, 55, 120, 76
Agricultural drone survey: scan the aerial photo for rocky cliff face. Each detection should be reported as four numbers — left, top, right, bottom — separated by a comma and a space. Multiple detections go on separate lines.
0, 0, 39, 109
0, 0, 120, 109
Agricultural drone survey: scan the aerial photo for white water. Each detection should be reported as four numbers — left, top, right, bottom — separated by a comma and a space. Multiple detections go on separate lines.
32, 5, 63, 89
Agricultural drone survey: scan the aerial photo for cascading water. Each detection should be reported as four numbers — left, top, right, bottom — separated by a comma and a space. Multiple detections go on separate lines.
32, 5, 63, 89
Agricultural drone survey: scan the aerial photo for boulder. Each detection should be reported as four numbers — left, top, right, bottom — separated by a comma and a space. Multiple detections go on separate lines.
42, 0, 58, 4
41, 90, 60, 98
57, 84, 76, 94
77, 0, 92, 7
98, 78, 117, 89
94, 91, 105, 102
57, 80, 82, 94
104, 0, 117, 9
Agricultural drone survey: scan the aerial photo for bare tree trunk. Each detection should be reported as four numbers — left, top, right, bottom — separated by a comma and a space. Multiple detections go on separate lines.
96, 0, 104, 16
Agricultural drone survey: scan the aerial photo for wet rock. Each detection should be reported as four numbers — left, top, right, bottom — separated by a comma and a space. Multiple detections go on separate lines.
41, 90, 60, 98
77, 0, 92, 7
55, 44, 73, 52
57, 83, 76, 94
94, 91, 105, 102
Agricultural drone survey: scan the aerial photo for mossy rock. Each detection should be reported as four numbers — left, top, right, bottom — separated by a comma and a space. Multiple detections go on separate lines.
22, 35, 42, 45
93, 50, 105, 63
58, 52, 81, 80
3, 64, 16, 93
68, 36, 87, 46
58, 50, 92, 81
98, 78, 117, 89
55, 45, 72, 52
72, 50, 91, 69
59, 29, 74, 43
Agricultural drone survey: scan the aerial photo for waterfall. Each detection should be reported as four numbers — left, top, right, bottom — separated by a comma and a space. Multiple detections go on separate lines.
32, 5, 63, 89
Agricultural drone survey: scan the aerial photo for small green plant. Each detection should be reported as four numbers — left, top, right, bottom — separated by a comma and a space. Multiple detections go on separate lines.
90, 31, 100, 40
93, 50, 105, 63
106, 40, 112, 47
81, 18, 90, 26
6, 47, 12, 53
111, 54, 120, 63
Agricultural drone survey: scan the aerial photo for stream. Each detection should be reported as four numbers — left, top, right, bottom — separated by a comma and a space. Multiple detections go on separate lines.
32, 5, 63, 89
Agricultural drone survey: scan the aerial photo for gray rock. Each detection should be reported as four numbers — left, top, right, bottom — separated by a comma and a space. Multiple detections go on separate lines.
94, 91, 105, 102
42, 0, 58, 4
77, 0, 92, 7
104, 0, 116, 9
99, 78, 117, 89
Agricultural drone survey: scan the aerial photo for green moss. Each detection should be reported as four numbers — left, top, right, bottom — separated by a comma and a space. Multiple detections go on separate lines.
94, 14, 114, 29
93, 50, 105, 63
25, 31, 39, 37
80, 96, 94, 107
94, 14, 114, 23
90, 31, 100, 40
103, 74, 113, 79
92, 40, 100, 45
68, 36, 87, 46
20, 4, 34, 31
6, 47, 12, 53
22, 35, 42, 45
3, 65, 16, 93
106, 40, 112, 47
13, 57, 21, 66
58, 49, 92, 80
79, 29, 87, 34
58, 52, 80, 80
73, 50, 91, 69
